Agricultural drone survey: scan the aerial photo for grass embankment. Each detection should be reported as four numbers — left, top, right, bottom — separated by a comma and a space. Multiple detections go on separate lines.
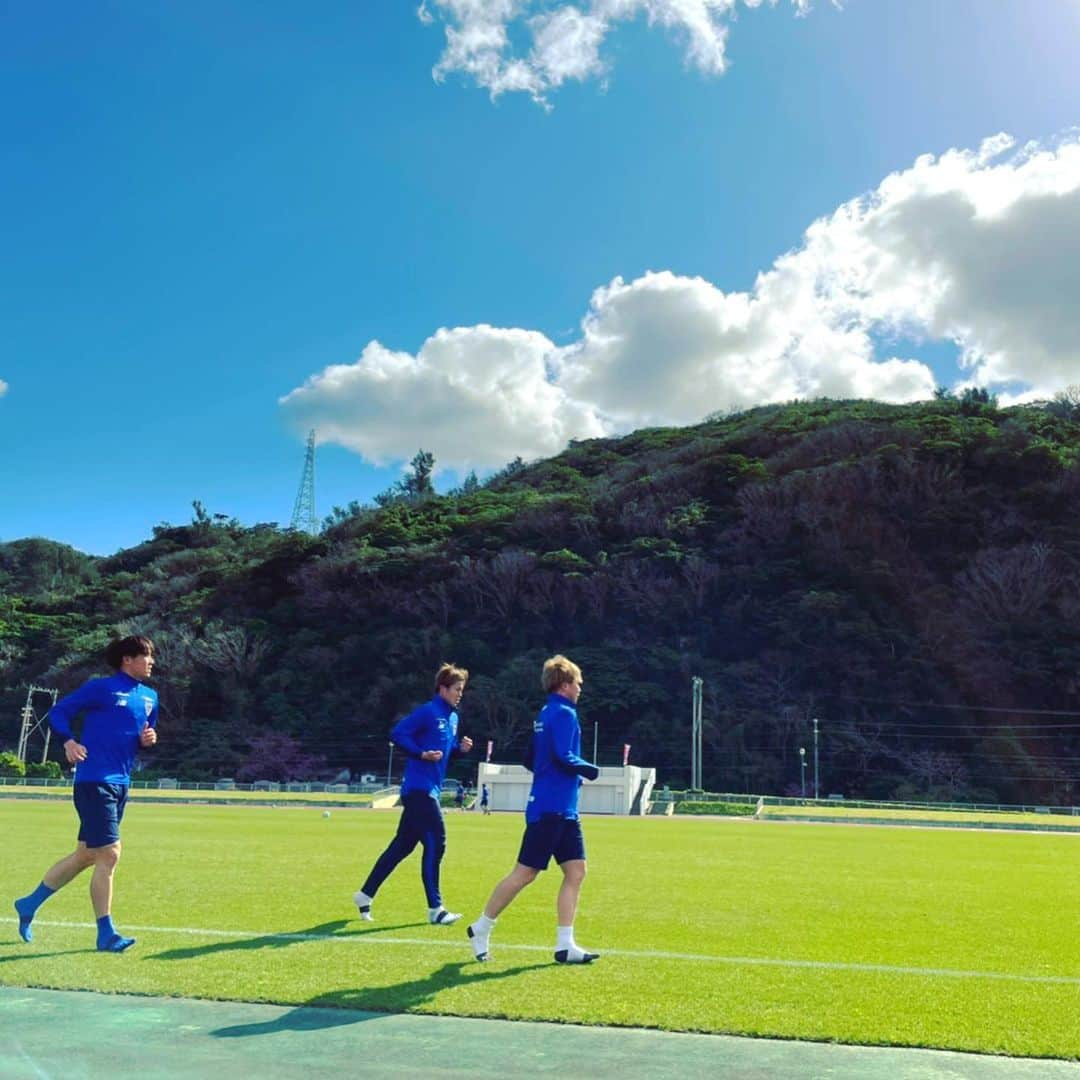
759, 803, 1080, 830
0, 784, 376, 807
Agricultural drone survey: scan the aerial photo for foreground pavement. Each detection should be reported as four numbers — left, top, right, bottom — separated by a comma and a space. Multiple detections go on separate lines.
1, 986, 1077, 1079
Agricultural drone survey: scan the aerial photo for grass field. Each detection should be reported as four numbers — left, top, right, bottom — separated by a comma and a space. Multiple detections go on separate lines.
2, 800, 1078, 1060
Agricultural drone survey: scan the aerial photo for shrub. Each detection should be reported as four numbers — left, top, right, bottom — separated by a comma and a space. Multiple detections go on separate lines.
674, 801, 756, 816
0, 751, 26, 778
539, 549, 591, 573
25, 760, 62, 779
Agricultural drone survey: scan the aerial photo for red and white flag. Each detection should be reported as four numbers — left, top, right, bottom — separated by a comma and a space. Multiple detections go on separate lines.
622, 743, 631, 766
486, 739, 493, 763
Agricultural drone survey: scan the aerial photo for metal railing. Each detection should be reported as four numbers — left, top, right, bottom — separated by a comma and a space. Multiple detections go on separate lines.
647, 788, 1079, 815
0, 776, 387, 795
4, 776, 1076, 816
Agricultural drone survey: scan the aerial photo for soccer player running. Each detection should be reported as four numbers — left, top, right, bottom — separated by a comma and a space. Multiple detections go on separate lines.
353, 664, 473, 926
13, 635, 158, 952
468, 654, 600, 965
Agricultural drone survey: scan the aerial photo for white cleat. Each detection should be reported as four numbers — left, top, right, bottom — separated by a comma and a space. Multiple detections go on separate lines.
554, 945, 599, 964
429, 907, 463, 925
467, 922, 490, 961
353, 890, 374, 922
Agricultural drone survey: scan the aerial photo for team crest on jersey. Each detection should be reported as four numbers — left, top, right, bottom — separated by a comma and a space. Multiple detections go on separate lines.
144, 697, 154, 718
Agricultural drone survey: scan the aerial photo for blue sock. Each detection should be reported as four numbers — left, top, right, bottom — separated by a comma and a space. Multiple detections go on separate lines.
96, 915, 135, 953
14, 882, 55, 943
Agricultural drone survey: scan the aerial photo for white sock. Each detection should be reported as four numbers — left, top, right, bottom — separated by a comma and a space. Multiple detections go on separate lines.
556, 925, 575, 949
474, 913, 496, 934
429, 906, 443, 918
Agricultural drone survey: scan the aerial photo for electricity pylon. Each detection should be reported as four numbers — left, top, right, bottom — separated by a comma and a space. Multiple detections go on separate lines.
290, 429, 318, 534
17, 685, 58, 764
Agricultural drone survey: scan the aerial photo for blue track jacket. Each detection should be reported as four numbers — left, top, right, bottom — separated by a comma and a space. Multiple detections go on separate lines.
48, 672, 158, 785
391, 695, 463, 799
525, 693, 599, 823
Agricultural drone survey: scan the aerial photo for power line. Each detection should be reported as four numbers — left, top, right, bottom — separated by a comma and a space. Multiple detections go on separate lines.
823, 694, 1080, 718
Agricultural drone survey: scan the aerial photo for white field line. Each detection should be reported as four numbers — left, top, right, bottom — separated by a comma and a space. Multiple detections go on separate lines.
3, 918, 1079, 987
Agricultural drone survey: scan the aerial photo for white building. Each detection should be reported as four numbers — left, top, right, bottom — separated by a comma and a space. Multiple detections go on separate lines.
476, 762, 656, 815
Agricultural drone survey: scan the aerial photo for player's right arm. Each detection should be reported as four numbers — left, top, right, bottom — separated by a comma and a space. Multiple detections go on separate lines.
48, 679, 104, 763
390, 706, 441, 761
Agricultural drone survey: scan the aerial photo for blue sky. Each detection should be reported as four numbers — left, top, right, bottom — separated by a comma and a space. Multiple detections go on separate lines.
2, 1, 1079, 555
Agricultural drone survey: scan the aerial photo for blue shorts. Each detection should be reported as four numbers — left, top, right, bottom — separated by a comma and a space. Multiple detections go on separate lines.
517, 814, 586, 870
73, 782, 128, 848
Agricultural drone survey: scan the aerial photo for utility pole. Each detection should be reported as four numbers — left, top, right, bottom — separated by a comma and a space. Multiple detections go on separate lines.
690, 676, 703, 789
16, 685, 58, 764
593, 721, 598, 766
812, 717, 820, 800
290, 429, 318, 535
799, 746, 806, 798
386, 742, 394, 789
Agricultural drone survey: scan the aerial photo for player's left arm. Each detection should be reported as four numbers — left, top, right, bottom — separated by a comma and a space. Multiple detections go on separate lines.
550, 710, 599, 780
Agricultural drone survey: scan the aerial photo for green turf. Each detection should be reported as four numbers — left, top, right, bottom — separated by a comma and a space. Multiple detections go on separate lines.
1, 802, 1078, 1060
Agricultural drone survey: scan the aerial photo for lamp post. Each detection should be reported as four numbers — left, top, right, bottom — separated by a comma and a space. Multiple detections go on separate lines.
593, 721, 599, 766
690, 676, 703, 790
386, 741, 394, 789
812, 717, 820, 800
799, 747, 806, 798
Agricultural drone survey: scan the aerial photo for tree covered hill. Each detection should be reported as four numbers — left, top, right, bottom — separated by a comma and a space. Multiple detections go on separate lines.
3, 396, 1080, 804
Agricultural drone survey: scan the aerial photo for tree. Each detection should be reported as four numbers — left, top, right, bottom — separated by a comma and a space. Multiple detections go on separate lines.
1046, 385, 1080, 422
958, 386, 998, 414
374, 449, 437, 506
236, 731, 325, 783
488, 456, 526, 486
402, 449, 435, 498
323, 501, 366, 528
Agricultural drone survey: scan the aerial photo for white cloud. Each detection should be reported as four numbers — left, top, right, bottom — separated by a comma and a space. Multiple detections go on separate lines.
0, 380, 7, 398
419, 0, 816, 104
281, 132, 1080, 471
792, 133, 1080, 399
279, 326, 607, 472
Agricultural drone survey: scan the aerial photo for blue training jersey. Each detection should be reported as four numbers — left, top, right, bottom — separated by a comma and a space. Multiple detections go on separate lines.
391, 696, 462, 800
48, 672, 158, 785
525, 693, 599, 823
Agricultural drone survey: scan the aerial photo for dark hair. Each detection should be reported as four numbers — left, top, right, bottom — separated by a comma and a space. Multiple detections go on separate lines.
105, 635, 154, 671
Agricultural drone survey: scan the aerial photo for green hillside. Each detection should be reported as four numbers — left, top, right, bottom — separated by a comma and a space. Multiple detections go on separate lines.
3, 396, 1080, 803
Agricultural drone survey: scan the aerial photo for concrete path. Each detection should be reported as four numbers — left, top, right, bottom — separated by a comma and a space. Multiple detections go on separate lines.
1, 986, 1077, 1079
